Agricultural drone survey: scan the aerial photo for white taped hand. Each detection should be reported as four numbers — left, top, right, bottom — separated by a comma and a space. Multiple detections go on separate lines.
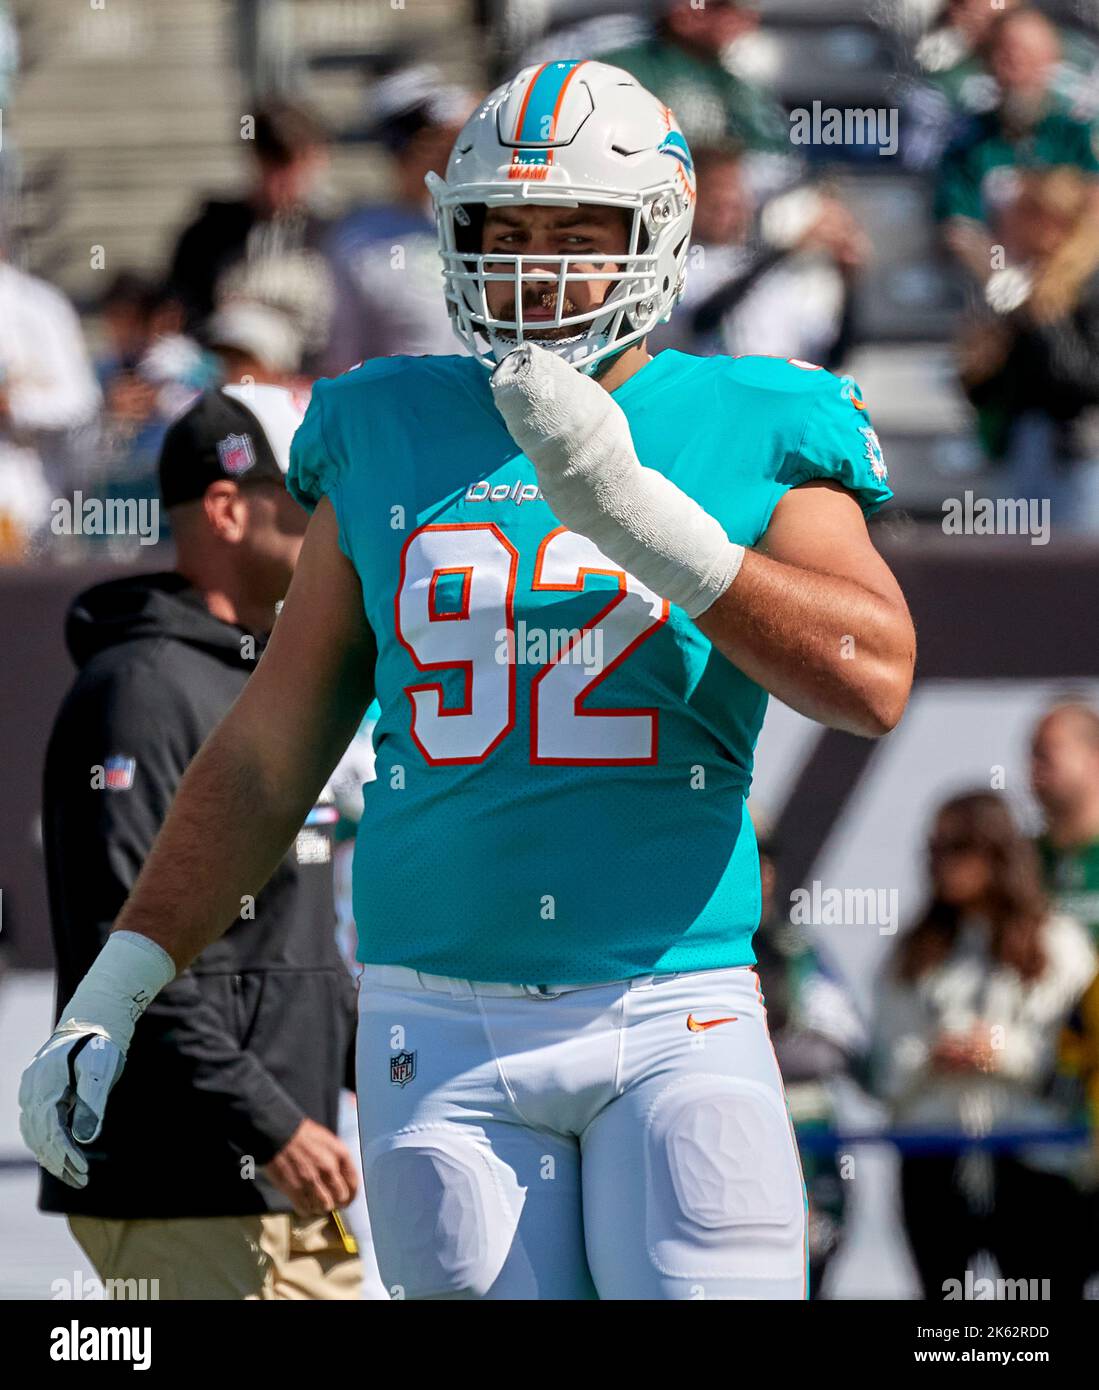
18, 931, 175, 1187
490, 344, 744, 618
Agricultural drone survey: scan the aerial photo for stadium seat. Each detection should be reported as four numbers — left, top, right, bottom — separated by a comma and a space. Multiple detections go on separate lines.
735, 19, 906, 109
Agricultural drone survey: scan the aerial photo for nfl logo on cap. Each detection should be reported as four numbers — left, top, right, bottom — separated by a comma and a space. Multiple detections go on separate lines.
217, 432, 256, 477
104, 755, 136, 791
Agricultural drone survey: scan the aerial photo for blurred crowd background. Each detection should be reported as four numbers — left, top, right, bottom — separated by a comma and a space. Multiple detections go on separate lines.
2, 0, 1099, 561
3, 0, 1099, 1301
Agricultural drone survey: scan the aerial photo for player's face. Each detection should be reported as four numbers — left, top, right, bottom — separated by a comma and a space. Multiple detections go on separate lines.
238, 482, 310, 603
1031, 715, 1099, 815
928, 811, 993, 906
481, 203, 632, 342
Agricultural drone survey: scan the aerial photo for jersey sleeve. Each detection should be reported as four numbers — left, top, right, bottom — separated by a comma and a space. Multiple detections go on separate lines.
286, 378, 355, 560
777, 374, 893, 516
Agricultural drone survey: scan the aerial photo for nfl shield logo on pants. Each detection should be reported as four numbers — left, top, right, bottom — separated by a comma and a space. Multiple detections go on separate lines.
390, 1050, 416, 1087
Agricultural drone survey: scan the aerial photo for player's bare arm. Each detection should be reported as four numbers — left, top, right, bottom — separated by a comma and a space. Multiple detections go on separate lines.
694, 481, 915, 737
115, 496, 376, 971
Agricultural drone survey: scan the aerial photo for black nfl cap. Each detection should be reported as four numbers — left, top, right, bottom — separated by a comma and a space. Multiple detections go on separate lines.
158, 384, 307, 510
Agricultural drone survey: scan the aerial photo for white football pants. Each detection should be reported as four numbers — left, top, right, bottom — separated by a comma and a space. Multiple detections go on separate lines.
356, 964, 807, 1300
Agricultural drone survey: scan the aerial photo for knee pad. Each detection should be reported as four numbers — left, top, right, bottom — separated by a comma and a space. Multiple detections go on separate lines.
363, 1125, 525, 1300
644, 1075, 806, 1291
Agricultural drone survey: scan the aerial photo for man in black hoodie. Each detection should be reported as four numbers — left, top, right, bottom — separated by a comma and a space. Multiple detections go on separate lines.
40, 384, 363, 1299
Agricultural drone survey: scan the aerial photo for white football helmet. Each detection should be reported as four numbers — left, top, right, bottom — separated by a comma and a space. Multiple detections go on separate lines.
426, 59, 696, 375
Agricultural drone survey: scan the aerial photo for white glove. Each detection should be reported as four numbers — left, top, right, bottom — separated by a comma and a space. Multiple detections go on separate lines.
18, 931, 176, 1187
489, 344, 744, 618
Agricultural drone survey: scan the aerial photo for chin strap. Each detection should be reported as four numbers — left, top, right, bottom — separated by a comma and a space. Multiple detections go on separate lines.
585, 337, 634, 379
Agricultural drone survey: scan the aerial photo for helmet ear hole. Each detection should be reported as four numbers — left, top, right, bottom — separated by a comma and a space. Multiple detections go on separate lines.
455, 204, 485, 256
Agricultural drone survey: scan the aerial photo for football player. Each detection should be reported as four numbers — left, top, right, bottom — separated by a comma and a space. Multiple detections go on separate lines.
20, 60, 915, 1299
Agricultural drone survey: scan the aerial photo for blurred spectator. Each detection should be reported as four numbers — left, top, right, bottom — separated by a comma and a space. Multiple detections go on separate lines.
320, 65, 477, 374
872, 791, 1096, 1299
906, 0, 1099, 158
168, 99, 337, 368
0, 250, 101, 559
651, 143, 866, 367
899, 0, 1099, 170
935, 8, 1099, 279
99, 272, 163, 379
1031, 700, 1099, 1271
91, 272, 215, 550
956, 166, 1099, 530
595, 0, 788, 154
207, 299, 306, 388
915, 0, 1019, 113
902, 0, 1007, 172
1033, 700, 1099, 939
753, 823, 865, 1299
97, 272, 215, 460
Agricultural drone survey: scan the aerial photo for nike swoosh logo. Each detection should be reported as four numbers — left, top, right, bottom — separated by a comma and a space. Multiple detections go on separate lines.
686, 1013, 738, 1032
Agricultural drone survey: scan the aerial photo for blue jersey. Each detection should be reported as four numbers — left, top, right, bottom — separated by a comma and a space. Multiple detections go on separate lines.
288, 350, 891, 983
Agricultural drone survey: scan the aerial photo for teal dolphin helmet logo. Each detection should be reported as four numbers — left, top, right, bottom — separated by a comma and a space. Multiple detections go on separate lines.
657, 130, 694, 176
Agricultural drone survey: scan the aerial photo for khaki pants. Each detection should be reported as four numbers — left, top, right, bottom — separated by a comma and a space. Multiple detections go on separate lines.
69, 1212, 363, 1300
